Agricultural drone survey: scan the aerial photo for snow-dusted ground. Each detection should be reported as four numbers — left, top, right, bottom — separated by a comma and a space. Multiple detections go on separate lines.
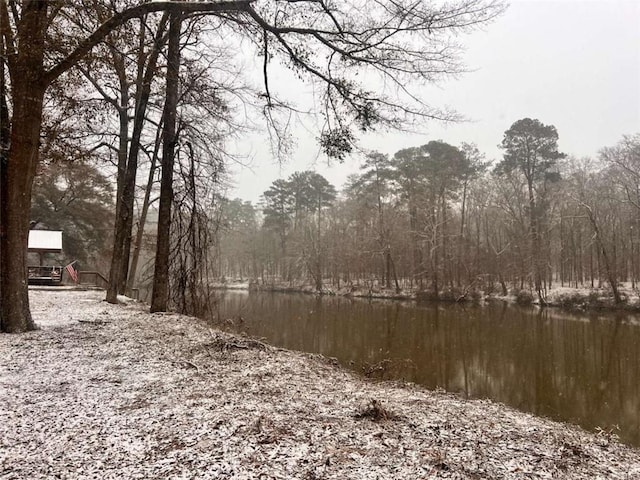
2, 290, 640, 479
217, 279, 640, 311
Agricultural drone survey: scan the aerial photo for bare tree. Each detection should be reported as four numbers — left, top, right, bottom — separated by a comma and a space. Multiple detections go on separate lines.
1, 0, 505, 332
569, 161, 623, 303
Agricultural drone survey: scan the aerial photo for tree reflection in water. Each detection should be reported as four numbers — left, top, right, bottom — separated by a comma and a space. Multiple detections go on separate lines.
213, 291, 640, 446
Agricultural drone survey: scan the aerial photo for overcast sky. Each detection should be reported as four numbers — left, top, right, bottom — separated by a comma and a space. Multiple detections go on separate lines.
226, 0, 640, 204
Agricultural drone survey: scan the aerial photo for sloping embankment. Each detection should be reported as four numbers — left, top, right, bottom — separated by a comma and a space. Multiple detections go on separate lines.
1, 290, 639, 479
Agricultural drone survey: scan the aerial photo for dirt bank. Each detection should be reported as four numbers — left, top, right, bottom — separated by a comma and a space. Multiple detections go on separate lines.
1, 290, 639, 479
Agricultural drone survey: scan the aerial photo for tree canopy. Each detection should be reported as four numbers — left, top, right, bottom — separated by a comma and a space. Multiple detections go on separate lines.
30, 161, 114, 268
0, 0, 505, 332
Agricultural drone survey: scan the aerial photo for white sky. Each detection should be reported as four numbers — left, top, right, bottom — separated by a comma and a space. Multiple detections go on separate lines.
226, 0, 640, 204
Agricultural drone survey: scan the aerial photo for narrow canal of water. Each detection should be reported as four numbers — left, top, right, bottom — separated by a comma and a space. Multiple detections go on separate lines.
213, 290, 640, 447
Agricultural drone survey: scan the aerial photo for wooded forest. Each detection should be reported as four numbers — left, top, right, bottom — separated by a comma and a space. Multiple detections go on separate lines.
216, 130, 640, 304
0, 0, 506, 332
4, 2, 640, 478
2, 1, 637, 332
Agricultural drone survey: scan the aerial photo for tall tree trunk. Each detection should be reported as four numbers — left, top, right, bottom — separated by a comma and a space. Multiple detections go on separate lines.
150, 12, 181, 312
584, 206, 622, 304
0, 30, 9, 310
79, 49, 130, 295
528, 181, 545, 303
186, 142, 199, 312
119, 20, 151, 296
441, 190, 452, 289
0, 2, 48, 332
126, 120, 162, 293
457, 181, 467, 287
409, 199, 422, 288
115, 57, 131, 295
315, 201, 323, 291
107, 14, 168, 303
384, 244, 391, 289
431, 205, 439, 299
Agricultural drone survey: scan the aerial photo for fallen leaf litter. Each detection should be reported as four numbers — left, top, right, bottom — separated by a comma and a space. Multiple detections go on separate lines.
1, 289, 639, 479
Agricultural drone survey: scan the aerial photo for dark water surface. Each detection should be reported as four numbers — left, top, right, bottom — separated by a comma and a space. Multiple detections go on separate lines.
213, 291, 640, 447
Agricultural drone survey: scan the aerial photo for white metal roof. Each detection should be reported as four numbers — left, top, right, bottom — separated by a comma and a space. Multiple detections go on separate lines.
28, 230, 63, 252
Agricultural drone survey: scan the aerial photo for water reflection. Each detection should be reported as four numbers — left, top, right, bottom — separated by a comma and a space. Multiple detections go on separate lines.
213, 291, 640, 447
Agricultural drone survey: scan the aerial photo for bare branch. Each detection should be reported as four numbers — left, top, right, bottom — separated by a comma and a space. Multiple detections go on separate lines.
44, 1, 253, 84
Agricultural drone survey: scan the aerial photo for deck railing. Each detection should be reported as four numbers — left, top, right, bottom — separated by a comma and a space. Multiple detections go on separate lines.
76, 271, 139, 299
27, 266, 63, 285
78, 271, 109, 289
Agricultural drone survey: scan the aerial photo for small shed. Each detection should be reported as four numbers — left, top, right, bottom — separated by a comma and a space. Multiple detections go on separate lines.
28, 230, 63, 285
28, 230, 63, 257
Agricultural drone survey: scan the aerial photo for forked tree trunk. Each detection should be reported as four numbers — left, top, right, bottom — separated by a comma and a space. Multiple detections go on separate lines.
583, 205, 622, 304
106, 14, 168, 303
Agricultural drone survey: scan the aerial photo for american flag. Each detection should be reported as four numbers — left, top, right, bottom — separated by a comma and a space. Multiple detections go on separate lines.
65, 262, 78, 283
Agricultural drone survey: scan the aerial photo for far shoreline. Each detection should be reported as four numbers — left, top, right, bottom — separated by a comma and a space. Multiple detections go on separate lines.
212, 279, 640, 313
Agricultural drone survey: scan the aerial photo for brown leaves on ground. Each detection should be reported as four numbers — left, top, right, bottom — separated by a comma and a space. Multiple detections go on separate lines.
1, 290, 640, 479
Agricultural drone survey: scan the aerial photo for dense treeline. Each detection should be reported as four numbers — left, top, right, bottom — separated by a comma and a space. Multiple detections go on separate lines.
217, 123, 640, 302
2, 0, 505, 332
